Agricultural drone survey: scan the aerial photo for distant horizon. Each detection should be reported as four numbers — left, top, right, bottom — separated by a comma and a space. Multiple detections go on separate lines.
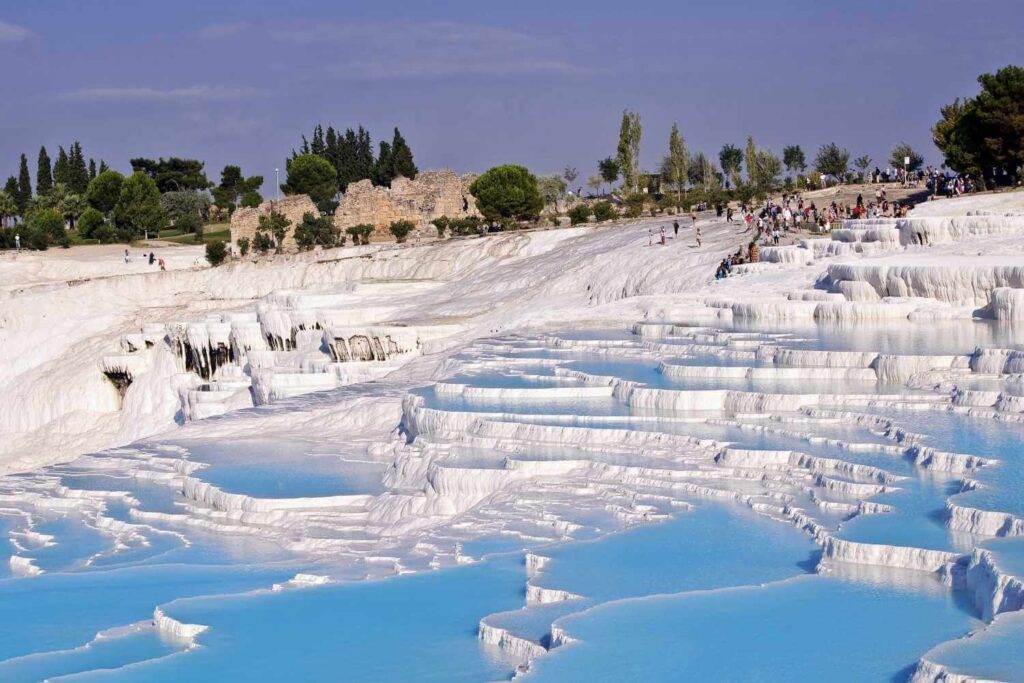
3, 0, 1023, 191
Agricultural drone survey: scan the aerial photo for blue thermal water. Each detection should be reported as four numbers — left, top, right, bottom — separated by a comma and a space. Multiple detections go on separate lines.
527, 574, 981, 682
65, 557, 527, 683
920, 611, 1024, 683
535, 503, 817, 602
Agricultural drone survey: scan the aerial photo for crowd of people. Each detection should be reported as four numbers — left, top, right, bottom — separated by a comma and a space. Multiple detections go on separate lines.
124, 248, 166, 270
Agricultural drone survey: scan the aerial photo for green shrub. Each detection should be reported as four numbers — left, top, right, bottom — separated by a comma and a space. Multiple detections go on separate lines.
294, 212, 340, 250
77, 207, 105, 239
389, 219, 415, 243
205, 240, 228, 266
346, 223, 376, 245
253, 232, 274, 254
568, 205, 591, 225
237, 236, 250, 256
432, 215, 450, 237
592, 201, 616, 223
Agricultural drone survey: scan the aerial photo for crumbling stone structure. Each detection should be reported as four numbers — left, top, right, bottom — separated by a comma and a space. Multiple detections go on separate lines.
333, 171, 479, 241
229, 195, 317, 252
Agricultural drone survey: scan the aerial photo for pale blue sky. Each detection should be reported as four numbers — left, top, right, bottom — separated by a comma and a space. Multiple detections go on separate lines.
2, 0, 1022, 188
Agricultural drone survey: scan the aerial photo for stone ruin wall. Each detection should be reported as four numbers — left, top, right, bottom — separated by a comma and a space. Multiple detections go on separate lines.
333, 170, 480, 242
229, 195, 318, 252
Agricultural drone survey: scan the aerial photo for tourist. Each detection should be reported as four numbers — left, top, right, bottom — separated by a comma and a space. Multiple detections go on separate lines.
124, 249, 130, 263
14, 233, 20, 250
660, 226, 667, 246
149, 252, 155, 265
696, 226, 702, 248
159, 258, 166, 271
673, 220, 679, 236
691, 207, 697, 228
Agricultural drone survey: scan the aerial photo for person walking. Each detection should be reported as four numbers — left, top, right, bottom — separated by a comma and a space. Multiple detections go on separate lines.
660, 226, 667, 246
695, 225, 703, 248
124, 249, 130, 263
14, 233, 20, 250
673, 220, 679, 237
149, 252, 155, 265
690, 207, 698, 228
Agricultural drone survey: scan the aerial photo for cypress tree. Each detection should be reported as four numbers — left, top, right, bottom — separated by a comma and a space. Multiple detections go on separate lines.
354, 126, 374, 184
4, 176, 18, 210
54, 146, 70, 187
16, 153, 32, 214
374, 141, 393, 186
37, 146, 53, 196
89, 158, 97, 180
99, 160, 109, 174
69, 142, 90, 194
390, 128, 417, 180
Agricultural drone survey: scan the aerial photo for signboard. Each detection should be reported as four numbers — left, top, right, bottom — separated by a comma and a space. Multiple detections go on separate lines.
904, 156, 911, 166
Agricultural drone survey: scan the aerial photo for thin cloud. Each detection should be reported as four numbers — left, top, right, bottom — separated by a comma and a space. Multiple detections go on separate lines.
0, 21, 33, 43
60, 85, 266, 102
199, 19, 595, 80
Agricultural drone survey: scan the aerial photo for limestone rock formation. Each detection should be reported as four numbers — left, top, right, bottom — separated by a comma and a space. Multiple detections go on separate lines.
333, 171, 479, 241
230, 195, 317, 252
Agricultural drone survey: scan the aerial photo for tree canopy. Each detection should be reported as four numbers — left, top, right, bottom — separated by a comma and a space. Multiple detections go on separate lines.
282, 154, 338, 205
293, 124, 416, 191
933, 64, 1024, 181
814, 143, 851, 180
469, 165, 544, 223
86, 170, 125, 214
114, 172, 166, 237
130, 157, 212, 192
889, 143, 924, 172
718, 144, 743, 188
782, 145, 807, 175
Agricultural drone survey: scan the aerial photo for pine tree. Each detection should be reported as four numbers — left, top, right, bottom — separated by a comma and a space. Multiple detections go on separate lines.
99, 160, 109, 174
54, 146, 70, 187
37, 146, 53, 196
390, 128, 417, 180
5, 176, 19, 218
89, 158, 97, 180
16, 153, 32, 215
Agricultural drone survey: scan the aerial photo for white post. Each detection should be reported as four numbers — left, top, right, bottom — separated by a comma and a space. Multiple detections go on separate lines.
275, 168, 280, 202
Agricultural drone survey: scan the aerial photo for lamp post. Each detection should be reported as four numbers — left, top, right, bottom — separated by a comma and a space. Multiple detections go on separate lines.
275, 168, 280, 203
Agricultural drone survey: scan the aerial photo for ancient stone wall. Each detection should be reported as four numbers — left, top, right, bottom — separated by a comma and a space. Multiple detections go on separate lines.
229, 195, 317, 252
333, 171, 479, 242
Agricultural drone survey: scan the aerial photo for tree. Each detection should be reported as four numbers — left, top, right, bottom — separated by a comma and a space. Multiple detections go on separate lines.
853, 155, 872, 181
934, 65, 1024, 181
666, 122, 689, 200
616, 110, 642, 193
161, 191, 209, 228
53, 147, 70, 187
538, 175, 567, 206
598, 157, 620, 192
77, 207, 105, 239
16, 153, 32, 215
282, 154, 338, 205
373, 141, 394, 186
718, 144, 744, 189
469, 165, 544, 223
388, 219, 415, 243
256, 211, 292, 253
754, 149, 781, 191
294, 212, 340, 249
390, 128, 417, 180
782, 145, 806, 176
114, 172, 166, 238
346, 224, 375, 245
237, 236, 250, 256
0, 190, 16, 227
87, 170, 125, 214
36, 146, 53, 197
815, 143, 851, 181
889, 143, 924, 172
744, 136, 758, 186
586, 175, 602, 196
205, 240, 228, 266
563, 166, 578, 186
212, 165, 263, 213
67, 142, 90, 194
88, 159, 97, 180
27, 208, 69, 248
130, 157, 212, 192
